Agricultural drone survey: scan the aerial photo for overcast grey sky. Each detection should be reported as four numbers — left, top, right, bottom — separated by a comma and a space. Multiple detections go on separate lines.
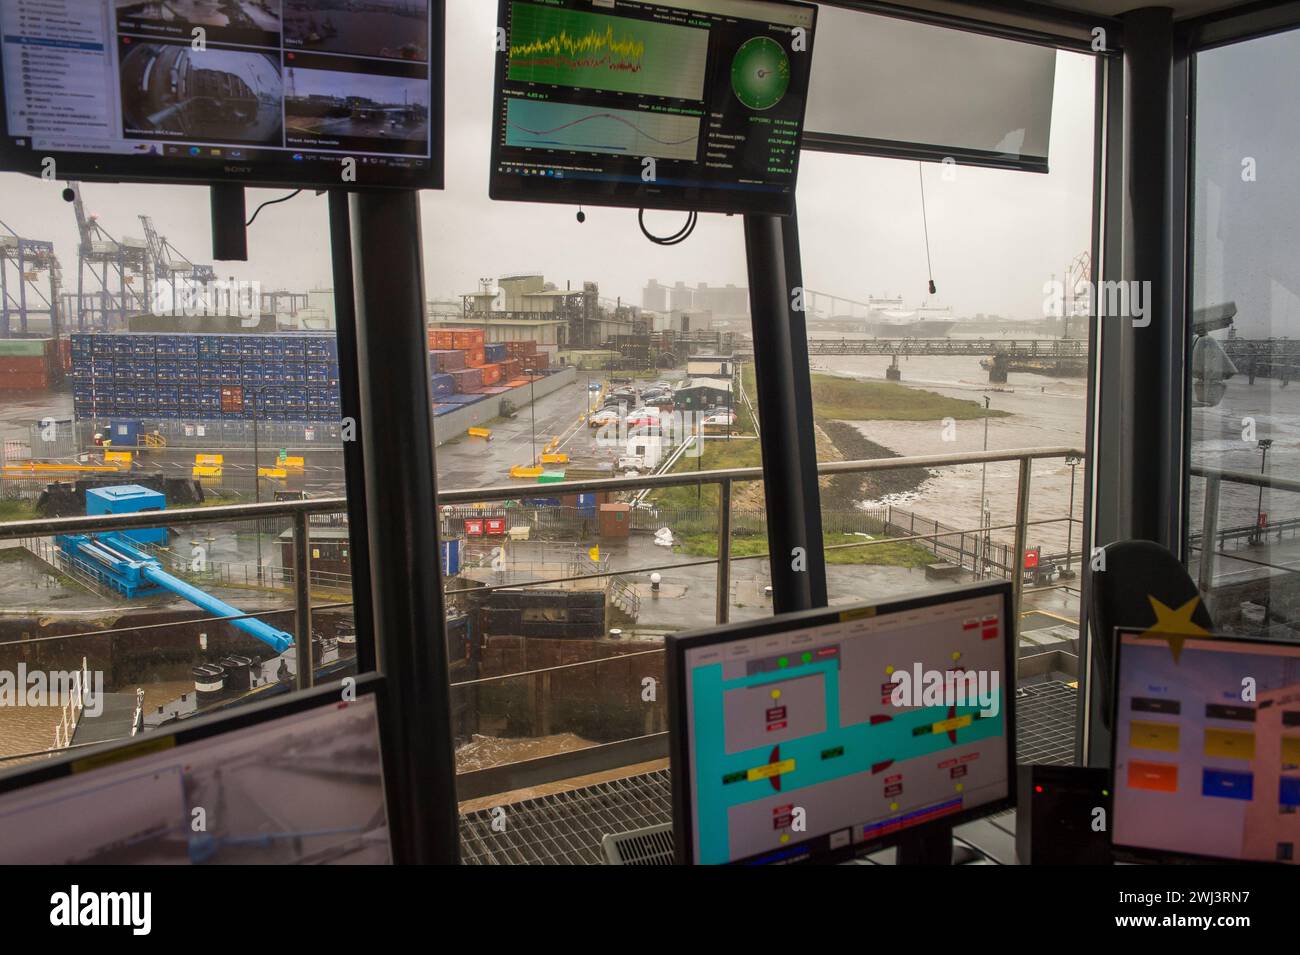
1, 1, 1102, 320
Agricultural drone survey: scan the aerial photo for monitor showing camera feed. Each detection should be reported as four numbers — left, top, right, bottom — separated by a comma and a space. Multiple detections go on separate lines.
489, 0, 817, 215
670, 583, 1015, 864
0, 692, 391, 864
1113, 631, 1300, 865
0, 1, 443, 189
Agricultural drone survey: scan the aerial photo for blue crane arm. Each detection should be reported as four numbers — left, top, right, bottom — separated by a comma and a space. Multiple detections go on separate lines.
58, 531, 295, 654
141, 565, 294, 653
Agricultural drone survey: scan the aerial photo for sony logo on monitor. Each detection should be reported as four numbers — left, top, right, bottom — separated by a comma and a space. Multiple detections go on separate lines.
223, 165, 253, 175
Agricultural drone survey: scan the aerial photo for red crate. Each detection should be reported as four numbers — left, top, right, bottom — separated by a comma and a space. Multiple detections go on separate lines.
220, 385, 245, 412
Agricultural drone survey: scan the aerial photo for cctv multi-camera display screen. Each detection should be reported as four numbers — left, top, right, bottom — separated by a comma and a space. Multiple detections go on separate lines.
1113, 631, 1300, 864
489, 0, 817, 216
0, 1, 443, 189
673, 585, 1014, 864
0, 692, 391, 864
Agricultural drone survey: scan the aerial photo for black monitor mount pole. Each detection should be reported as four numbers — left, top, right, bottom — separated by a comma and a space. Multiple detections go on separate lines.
210, 183, 248, 261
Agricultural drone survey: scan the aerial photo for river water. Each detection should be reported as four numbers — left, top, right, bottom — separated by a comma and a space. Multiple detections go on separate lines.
816, 335, 1300, 568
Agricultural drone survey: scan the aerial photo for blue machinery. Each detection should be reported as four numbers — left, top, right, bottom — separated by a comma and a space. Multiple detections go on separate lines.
56, 531, 294, 654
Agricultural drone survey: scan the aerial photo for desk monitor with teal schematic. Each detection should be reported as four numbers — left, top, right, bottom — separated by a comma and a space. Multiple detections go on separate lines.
667, 582, 1017, 865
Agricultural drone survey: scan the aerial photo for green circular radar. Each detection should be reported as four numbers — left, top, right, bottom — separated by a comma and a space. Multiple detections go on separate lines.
731, 36, 791, 111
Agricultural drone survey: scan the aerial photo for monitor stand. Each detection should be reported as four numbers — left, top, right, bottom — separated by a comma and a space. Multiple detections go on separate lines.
895, 823, 955, 865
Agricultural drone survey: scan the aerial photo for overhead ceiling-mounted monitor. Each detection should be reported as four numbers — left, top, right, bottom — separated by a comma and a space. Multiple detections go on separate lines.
0, 1, 444, 190
489, 0, 817, 216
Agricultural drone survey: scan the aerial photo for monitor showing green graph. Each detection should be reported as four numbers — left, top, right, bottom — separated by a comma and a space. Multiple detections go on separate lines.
490, 0, 817, 216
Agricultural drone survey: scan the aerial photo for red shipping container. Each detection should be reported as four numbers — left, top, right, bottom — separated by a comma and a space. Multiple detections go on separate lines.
450, 329, 485, 350
463, 347, 485, 368
480, 363, 502, 385
0, 372, 52, 391
0, 356, 51, 373
448, 368, 483, 392
220, 385, 244, 412
430, 349, 466, 372
502, 359, 521, 380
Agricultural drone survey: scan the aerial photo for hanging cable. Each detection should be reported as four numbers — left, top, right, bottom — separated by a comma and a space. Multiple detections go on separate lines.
639, 208, 697, 246
246, 189, 302, 227
918, 162, 937, 295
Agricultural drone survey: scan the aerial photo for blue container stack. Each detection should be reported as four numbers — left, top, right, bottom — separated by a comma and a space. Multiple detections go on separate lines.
71, 332, 342, 422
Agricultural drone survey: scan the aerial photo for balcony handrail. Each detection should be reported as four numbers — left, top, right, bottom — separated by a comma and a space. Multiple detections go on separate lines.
0, 445, 1083, 540
0, 444, 1083, 782
1190, 463, 1300, 494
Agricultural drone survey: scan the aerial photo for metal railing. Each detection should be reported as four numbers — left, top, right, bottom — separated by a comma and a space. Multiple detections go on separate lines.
1190, 464, 1300, 597
0, 445, 1083, 781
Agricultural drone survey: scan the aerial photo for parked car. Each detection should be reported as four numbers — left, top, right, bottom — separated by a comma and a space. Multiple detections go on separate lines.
702, 411, 737, 428
626, 408, 661, 428
643, 393, 674, 408
588, 408, 620, 428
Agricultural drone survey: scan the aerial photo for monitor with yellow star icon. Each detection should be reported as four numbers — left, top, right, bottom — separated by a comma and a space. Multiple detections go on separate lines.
1112, 629, 1300, 864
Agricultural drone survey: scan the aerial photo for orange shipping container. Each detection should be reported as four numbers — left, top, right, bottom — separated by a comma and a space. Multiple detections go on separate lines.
480, 363, 502, 385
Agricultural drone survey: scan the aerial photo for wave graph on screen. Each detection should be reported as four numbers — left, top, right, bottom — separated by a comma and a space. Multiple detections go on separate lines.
507, 2, 708, 100
506, 98, 701, 161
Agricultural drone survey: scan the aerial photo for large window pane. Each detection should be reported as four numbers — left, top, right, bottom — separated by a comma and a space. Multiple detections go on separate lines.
0, 180, 360, 767
426, 0, 761, 790
795, 48, 1096, 762
1187, 28, 1300, 638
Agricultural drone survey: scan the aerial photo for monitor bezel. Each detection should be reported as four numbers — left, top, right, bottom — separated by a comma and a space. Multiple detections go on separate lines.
487, 0, 818, 217
1108, 626, 1299, 867
0, 1, 445, 191
667, 580, 1018, 865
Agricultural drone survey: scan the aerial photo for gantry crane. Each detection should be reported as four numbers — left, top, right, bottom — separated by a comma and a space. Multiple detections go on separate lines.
0, 218, 63, 339
139, 214, 215, 315
66, 182, 151, 331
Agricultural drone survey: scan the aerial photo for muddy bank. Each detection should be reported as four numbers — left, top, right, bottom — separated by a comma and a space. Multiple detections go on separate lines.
819, 419, 932, 510
0, 605, 354, 692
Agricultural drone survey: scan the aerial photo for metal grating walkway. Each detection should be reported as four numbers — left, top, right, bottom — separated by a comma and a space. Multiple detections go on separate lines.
459, 680, 1077, 864
1015, 681, 1078, 766
460, 770, 673, 864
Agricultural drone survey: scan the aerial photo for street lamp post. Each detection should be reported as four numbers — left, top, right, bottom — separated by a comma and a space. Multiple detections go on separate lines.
977, 394, 991, 579
252, 415, 263, 585
525, 366, 538, 467
1253, 439, 1273, 545
1064, 454, 1081, 576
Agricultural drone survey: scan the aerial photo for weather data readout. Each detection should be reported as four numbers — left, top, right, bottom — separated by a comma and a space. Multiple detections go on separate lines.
489, 0, 817, 215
